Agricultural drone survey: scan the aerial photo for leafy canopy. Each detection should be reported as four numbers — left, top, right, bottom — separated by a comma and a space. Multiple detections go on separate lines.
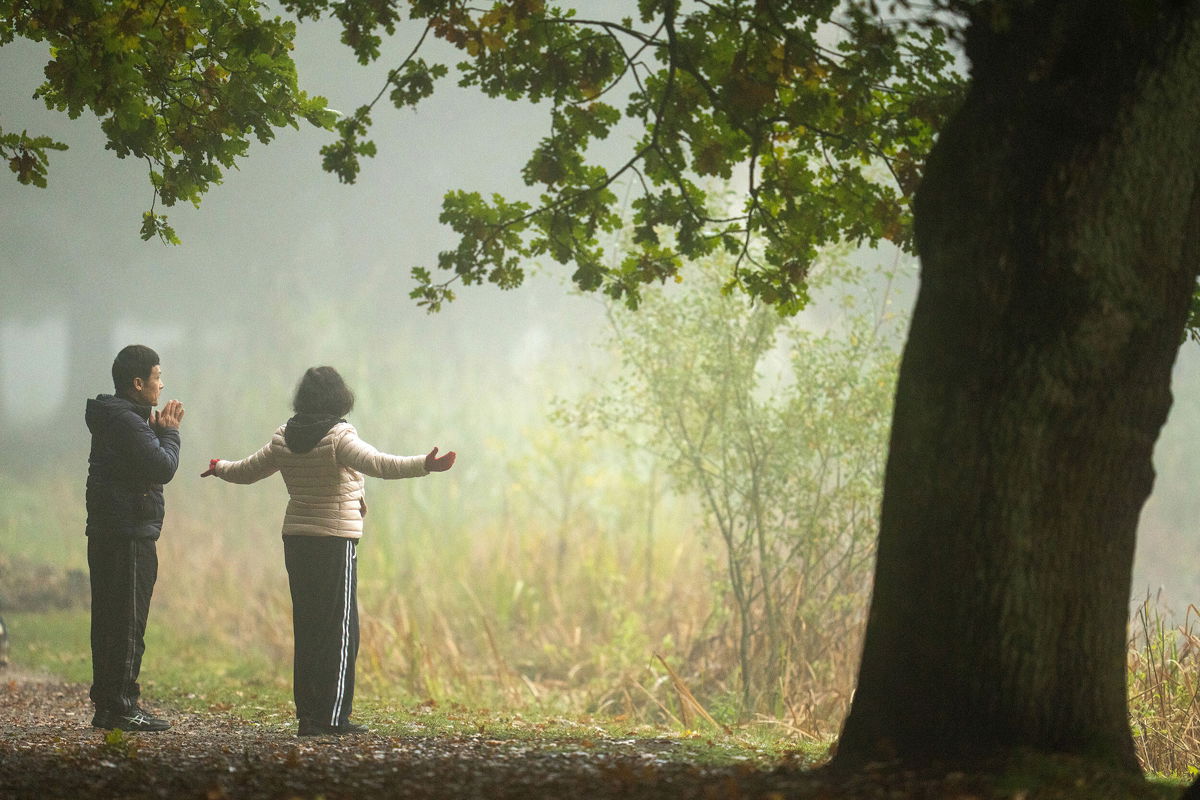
3, 0, 962, 309
2, 0, 336, 243
311, 0, 964, 312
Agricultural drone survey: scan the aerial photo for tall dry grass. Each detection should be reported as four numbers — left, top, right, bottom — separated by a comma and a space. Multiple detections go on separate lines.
141, 494, 1200, 767
154, 477, 867, 736
1128, 595, 1200, 776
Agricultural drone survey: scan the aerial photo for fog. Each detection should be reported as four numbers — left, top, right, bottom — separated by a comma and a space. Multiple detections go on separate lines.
2, 12, 1199, 615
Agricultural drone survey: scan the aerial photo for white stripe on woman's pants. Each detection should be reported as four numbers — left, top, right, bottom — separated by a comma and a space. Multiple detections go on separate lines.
331, 539, 353, 725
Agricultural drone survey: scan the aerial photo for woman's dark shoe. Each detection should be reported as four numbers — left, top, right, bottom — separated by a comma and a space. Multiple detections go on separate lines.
297, 719, 369, 736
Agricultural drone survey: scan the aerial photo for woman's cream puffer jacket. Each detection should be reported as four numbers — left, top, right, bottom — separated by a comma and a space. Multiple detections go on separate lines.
214, 422, 428, 539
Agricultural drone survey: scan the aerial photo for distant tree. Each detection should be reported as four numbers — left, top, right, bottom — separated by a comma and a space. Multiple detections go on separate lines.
573, 253, 898, 721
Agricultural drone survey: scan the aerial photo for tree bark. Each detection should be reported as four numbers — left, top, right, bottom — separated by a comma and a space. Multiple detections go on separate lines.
835, 2, 1200, 770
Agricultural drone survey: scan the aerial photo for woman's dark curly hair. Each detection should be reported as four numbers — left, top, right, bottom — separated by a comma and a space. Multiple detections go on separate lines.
292, 366, 355, 417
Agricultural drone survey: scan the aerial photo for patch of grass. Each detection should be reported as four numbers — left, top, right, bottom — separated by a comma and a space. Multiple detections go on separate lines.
986, 751, 1186, 800
340, 696, 830, 768
0, 475, 86, 571
150, 685, 829, 769
5, 609, 91, 682
3, 608, 288, 706
1128, 596, 1200, 779
2, 606, 826, 770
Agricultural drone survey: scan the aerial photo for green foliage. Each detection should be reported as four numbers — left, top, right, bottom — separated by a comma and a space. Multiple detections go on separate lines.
1186, 283, 1200, 343
100, 727, 143, 760
3, 1, 961, 308
140, 210, 180, 245
0, 127, 67, 187
289, 0, 965, 311
3, 0, 336, 240
566, 250, 902, 717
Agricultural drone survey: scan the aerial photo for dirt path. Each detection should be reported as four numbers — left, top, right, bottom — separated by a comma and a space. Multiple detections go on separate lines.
4, 675, 1169, 799
0, 675, 818, 799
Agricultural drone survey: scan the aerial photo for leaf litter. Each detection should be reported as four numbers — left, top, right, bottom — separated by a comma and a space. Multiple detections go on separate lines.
0, 675, 1167, 799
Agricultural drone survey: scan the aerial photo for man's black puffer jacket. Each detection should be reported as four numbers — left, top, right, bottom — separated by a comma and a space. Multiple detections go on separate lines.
84, 394, 180, 540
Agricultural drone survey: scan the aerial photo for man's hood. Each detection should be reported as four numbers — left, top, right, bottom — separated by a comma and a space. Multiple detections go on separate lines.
85, 394, 150, 433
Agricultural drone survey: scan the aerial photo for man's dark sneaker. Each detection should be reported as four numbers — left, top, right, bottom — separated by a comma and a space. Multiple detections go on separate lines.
92, 707, 171, 732
297, 719, 369, 737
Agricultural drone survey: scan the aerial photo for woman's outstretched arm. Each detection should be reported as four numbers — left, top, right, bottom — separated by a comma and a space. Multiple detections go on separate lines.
201, 441, 279, 484
335, 428, 448, 479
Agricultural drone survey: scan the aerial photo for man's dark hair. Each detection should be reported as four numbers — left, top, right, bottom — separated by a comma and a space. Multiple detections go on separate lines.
112, 345, 160, 396
293, 366, 355, 417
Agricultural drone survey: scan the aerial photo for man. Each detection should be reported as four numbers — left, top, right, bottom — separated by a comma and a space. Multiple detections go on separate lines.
84, 345, 184, 731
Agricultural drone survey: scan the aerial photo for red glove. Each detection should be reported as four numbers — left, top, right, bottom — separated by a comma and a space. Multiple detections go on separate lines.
200, 458, 219, 478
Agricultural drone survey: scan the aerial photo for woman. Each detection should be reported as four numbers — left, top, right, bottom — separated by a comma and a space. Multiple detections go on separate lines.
201, 366, 455, 736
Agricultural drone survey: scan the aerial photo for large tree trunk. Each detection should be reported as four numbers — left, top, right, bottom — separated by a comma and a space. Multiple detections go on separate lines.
834, 2, 1200, 770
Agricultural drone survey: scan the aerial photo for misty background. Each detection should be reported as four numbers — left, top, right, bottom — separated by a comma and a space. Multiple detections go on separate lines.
2, 11, 1199, 614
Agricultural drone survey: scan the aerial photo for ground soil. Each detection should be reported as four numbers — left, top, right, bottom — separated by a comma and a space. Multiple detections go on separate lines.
0, 672, 817, 799
0, 673, 1177, 799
